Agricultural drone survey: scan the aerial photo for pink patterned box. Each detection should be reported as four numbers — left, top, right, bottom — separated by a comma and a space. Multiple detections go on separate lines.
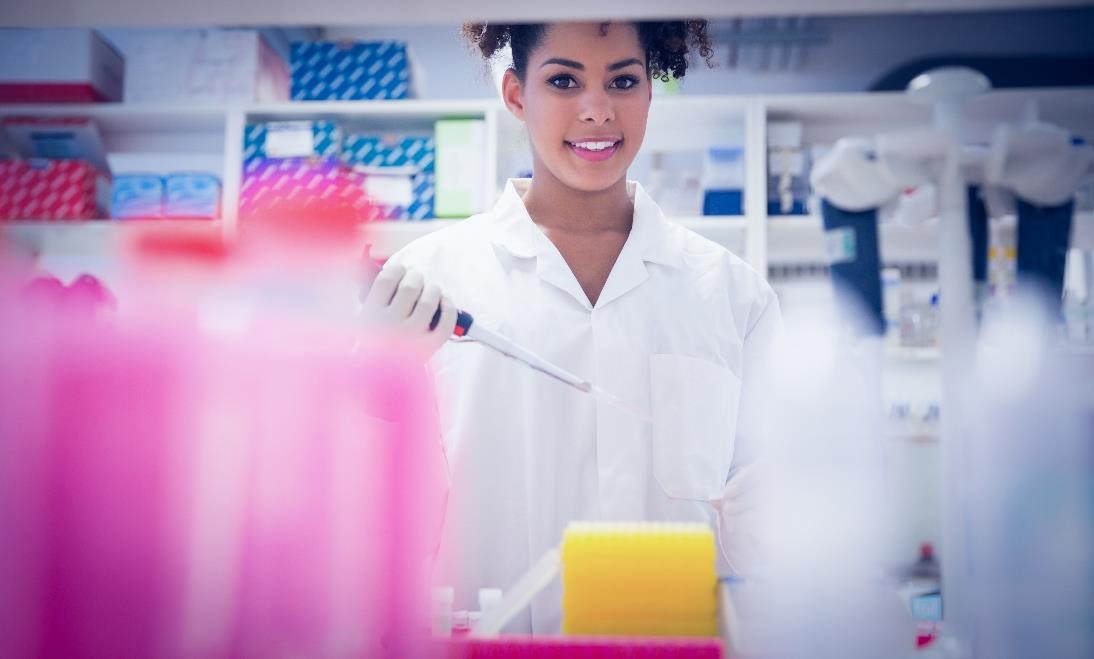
239, 156, 380, 223
0, 159, 111, 220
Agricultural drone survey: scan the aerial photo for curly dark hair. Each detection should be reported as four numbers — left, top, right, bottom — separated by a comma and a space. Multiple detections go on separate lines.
460, 21, 714, 83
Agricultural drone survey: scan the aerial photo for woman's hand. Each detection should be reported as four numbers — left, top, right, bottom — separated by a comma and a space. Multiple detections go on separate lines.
360, 261, 458, 358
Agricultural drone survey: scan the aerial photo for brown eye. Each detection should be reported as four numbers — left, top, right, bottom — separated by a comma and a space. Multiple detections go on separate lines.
611, 75, 639, 90
548, 75, 578, 89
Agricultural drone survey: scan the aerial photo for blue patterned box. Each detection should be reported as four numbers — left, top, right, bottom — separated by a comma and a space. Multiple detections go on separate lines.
165, 172, 221, 219
341, 134, 434, 220
290, 41, 416, 101
111, 174, 164, 219
243, 120, 341, 161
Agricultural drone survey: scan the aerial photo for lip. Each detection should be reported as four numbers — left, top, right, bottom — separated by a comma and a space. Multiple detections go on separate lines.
566, 138, 622, 162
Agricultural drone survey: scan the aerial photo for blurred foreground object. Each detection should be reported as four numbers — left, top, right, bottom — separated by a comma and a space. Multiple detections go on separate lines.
0, 207, 445, 656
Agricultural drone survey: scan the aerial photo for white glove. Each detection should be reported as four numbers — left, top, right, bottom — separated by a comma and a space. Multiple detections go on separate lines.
360, 261, 458, 358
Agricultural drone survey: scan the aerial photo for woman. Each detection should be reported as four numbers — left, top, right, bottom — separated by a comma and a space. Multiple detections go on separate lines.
362, 20, 780, 633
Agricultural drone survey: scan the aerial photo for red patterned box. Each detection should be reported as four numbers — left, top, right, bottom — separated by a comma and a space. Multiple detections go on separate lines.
0, 159, 111, 220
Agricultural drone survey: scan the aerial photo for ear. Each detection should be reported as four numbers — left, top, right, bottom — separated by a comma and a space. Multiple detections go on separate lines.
501, 68, 526, 122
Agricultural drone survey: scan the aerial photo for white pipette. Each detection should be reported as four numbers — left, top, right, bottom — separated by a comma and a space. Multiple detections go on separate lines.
456, 312, 653, 424
362, 249, 652, 424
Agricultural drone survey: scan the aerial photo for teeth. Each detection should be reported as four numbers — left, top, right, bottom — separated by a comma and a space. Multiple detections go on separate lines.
571, 140, 617, 151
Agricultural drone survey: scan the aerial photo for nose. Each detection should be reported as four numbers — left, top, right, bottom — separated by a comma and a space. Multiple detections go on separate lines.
579, 88, 614, 125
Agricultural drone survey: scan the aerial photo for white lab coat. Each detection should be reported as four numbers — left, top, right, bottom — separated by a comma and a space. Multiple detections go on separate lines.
390, 179, 780, 633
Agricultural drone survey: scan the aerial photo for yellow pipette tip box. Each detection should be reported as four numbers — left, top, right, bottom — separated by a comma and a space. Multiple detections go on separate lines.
560, 522, 718, 637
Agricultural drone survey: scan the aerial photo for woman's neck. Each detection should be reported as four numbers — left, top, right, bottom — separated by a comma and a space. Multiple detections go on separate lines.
521, 166, 633, 235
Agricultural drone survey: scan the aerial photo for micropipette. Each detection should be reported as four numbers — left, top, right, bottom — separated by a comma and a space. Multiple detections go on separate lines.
447, 310, 652, 424
362, 249, 651, 423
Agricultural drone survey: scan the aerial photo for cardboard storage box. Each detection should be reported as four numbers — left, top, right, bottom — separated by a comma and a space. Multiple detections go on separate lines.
111, 173, 164, 218
0, 159, 111, 220
291, 41, 417, 101
0, 28, 124, 103
239, 157, 377, 223
2, 116, 111, 175
119, 29, 288, 104
341, 134, 434, 220
165, 172, 220, 219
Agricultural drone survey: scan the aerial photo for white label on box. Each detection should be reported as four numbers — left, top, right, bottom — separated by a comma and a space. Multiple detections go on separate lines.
768, 121, 803, 149
769, 149, 805, 176
824, 226, 857, 264
364, 173, 414, 207
265, 121, 316, 158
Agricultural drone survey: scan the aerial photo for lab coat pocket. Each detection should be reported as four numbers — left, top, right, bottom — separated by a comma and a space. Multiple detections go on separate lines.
650, 354, 742, 501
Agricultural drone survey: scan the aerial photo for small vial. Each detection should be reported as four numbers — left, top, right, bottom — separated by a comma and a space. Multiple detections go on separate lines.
452, 610, 471, 637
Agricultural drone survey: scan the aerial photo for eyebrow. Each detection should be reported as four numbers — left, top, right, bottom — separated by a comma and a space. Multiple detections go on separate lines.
540, 57, 644, 72
608, 58, 644, 71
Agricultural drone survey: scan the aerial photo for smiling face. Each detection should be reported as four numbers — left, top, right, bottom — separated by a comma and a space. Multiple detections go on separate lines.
502, 22, 652, 194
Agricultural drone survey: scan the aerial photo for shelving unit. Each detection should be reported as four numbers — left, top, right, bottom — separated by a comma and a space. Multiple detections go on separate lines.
2, 82, 1089, 576
2, 219, 220, 253
3, 86, 1092, 264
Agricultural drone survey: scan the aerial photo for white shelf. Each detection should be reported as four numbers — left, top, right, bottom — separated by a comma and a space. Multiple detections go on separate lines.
2, 220, 222, 253
763, 87, 1094, 142
244, 99, 499, 121
1, 103, 228, 155
8, 1, 1092, 28
0, 103, 227, 131
885, 429, 941, 444
362, 215, 750, 260
674, 215, 747, 227
362, 220, 460, 259
5, 90, 1092, 270
887, 345, 941, 362
674, 216, 749, 256
645, 96, 751, 152
767, 216, 940, 264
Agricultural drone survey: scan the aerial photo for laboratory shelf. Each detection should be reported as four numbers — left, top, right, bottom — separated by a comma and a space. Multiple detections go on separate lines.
674, 215, 747, 226
0, 216, 745, 261
361, 220, 460, 259
1, 220, 222, 253
4, 88, 1091, 270
886, 346, 941, 362
766, 215, 940, 265
245, 99, 498, 117
885, 430, 941, 444
360, 215, 750, 259
243, 99, 499, 129
643, 95, 752, 152
764, 87, 1094, 143
0, 103, 228, 132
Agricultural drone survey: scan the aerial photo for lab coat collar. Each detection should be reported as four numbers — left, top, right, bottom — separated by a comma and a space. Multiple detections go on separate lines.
488, 179, 686, 271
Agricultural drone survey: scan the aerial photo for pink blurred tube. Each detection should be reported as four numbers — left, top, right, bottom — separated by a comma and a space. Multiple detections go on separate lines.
0, 302, 444, 658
